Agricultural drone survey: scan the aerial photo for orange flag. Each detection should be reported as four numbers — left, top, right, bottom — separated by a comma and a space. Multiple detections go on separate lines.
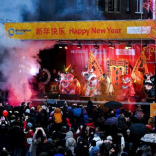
88, 52, 103, 78
131, 53, 148, 85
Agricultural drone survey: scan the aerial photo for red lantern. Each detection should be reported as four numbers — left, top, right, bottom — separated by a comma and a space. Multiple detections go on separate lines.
2, 110, 8, 117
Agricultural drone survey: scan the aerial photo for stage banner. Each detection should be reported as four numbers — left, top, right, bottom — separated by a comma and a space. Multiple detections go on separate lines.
4, 20, 154, 40
66, 44, 154, 88
150, 103, 156, 117
131, 53, 148, 86
88, 52, 103, 78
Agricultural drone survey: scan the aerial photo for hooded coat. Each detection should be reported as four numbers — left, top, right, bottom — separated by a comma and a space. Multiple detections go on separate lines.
53, 108, 62, 123
66, 118, 72, 128
117, 114, 127, 129
65, 131, 76, 155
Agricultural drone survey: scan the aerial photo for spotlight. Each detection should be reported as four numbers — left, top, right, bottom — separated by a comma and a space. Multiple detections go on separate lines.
59, 45, 63, 48
125, 43, 131, 49
77, 43, 82, 49
93, 42, 99, 49
108, 44, 114, 49
143, 44, 147, 48
64, 45, 68, 49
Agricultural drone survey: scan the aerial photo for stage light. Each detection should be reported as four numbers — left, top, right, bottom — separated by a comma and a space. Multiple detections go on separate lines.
93, 42, 99, 49
143, 44, 147, 48
64, 45, 68, 49
59, 45, 63, 48
108, 44, 114, 49
77, 43, 82, 49
125, 44, 131, 49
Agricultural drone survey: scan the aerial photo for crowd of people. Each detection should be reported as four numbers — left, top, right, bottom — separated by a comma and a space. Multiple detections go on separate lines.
0, 101, 155, 156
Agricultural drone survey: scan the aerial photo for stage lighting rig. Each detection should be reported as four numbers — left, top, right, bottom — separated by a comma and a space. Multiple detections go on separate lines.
77, 42, 82, 49
125, 43, 132, 49
108, 43, 114, 49
93, 42, 99, 49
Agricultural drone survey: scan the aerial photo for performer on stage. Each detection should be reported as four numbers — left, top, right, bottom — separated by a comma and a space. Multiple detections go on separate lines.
49, 69, 59, 93
50, 69, 58, 82
36, 68, 48, 93
102, 73, 114, 96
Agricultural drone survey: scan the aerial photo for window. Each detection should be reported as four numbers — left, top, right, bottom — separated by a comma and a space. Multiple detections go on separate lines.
116, 0, 120, 11
108, 0, 114, 11
55, 0, 65, 13
97, 0, 105, 11
135, 0, 143, 13
76, 0, 83, 11
126, 0, 130, 12
97, 0, 120, 13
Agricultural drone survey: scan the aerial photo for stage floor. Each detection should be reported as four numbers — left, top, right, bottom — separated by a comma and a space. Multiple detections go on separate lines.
31, 98, 151, 106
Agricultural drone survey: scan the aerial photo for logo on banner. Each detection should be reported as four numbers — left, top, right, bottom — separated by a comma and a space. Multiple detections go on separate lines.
127, 26, 151, 34
8, 28, 31, 36
71, 50, 86, 53
116, 49, 135, 55
92, 49, 109, 54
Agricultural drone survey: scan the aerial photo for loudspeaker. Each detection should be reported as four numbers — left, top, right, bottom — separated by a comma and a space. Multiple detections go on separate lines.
146, 97, 155, 103
60, 94, 69, 100
35, 93, 47, 98
68, 94, 79, 100
94, 95, 104, 101
56, 100, 65, 107
79, 96, 93, 101
48, 93, 58, 99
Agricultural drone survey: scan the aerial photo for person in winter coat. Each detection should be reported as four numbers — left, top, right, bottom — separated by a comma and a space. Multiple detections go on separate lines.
0, 117, 9, 153
89, 140, 100, 156
54, 146, 64, 156
86, 101, 94, 118
65, 131, 76, 155
24, 122, 33, 156
9, 122, 24, 156
66, 118, 72, 130
31, 127, 46, 156
100, 136, 114, 156
117, 113, 127, 131
74, 138, 89, 156
53, 108, 62, 131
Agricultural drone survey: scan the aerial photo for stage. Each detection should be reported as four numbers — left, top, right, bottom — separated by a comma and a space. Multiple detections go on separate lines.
31, 98, 151, 106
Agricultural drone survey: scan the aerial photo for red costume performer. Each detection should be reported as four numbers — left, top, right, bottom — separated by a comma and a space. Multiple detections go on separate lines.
121, 75, 135, 96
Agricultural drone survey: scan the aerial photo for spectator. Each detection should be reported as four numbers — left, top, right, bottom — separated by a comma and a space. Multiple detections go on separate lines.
31, 127, 46, 156
65, 131, 76, 155
53, 108, 62, 131
24, 122, 33, 156
89, 140, 99, 156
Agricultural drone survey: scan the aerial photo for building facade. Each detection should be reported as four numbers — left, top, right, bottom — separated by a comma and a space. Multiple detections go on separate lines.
25, 0, 151, 22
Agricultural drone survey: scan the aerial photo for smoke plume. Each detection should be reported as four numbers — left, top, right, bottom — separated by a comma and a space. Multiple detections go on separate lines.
0, 1, 56, 105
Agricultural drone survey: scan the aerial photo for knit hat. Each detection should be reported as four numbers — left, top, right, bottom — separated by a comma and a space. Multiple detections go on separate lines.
31, 107, 35, 110
42, 105, 46, 110
67, 106, 72, 111
39, 152, 48, 156
27, 122, 33, 128
62, 126, 67, 131
146, 124, 152, 130
106, 135, 112, 141
47, 138, 52, 144
25, 109, 30, 114
37, 105, 41, 110
116, 109, 120, 117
